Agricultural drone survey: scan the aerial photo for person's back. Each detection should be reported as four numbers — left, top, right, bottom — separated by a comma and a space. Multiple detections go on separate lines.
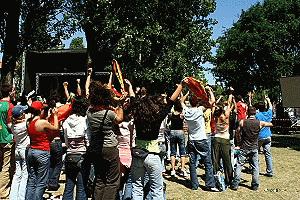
240, 118, 260, 150
10, 105, 30, 200
256, 106, 272, 139
184, 106, 207, 140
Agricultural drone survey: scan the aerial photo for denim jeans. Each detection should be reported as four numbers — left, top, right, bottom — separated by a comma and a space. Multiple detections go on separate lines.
48, 139, 63, 189
25, 148, 50, 200
259, 137, 273, 176
118, 169, 132, 200
10, 147, 28, 200
63, 154, 88, 200
131, 154, 164, 200
232, 149, 259, 189
187, 140, 216, 189
169, 130, 186, 156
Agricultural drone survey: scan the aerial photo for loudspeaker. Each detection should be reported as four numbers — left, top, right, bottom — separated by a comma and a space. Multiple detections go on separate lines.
280, 76, 300, 108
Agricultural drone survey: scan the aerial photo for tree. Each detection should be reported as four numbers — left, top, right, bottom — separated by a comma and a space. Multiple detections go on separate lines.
0, 0, 21, 85
69, 37, 85, 49
66, 0, 216, 93
0, 0, 78, 85
213, 0, 300, 100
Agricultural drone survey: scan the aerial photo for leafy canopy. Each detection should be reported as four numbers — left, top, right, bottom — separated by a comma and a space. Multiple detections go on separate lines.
213, 0, 300, 100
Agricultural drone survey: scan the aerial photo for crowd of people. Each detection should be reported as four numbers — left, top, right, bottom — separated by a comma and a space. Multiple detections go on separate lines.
0, 68, 275, 200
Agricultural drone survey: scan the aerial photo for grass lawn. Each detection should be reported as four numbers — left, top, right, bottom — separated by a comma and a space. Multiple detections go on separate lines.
165, 133, 300, 200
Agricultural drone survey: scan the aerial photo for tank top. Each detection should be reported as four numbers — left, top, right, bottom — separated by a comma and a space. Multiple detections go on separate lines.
27, 119, 52, 151
215, 120, 230, 140
169, 113, 184, 130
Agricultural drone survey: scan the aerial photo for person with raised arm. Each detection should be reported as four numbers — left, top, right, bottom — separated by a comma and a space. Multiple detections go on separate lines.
212, 94, 235, 189
256, 95, 274, 177
25, 101, 60, 200
86, 81, 123, 200
126, 78, 185, 200
180, 86, 218, 192
85, 68, 93, 99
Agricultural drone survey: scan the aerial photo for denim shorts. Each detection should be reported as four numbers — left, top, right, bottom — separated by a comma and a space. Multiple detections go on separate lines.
169, 130, 186, 157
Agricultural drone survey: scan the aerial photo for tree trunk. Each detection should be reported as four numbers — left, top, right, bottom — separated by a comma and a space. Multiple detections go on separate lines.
1, 0, 21, 85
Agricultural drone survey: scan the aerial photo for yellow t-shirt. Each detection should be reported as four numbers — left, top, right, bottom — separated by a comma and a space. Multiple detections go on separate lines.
204, 108, 212, 134
136, 139, 160, 153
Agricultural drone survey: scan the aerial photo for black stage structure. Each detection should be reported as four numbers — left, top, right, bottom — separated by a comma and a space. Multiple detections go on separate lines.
22, 49, 110, 98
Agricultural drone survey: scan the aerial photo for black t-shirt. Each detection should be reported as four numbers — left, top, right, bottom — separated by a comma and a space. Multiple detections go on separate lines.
169, 113, 184, 130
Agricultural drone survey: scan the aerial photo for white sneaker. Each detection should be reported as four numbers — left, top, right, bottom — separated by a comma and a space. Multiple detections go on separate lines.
171, 170, 176, 177
209, 187, 220, 192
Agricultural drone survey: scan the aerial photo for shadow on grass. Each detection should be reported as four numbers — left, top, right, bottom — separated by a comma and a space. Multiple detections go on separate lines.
272, 134, 300, 151
164, 175, 191, 189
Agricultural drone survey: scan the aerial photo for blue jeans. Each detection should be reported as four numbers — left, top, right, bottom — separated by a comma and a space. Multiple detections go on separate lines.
10, 147, 28, 200
48, 139, 63, 189
187, 140, 216, 189
232, 149, 259, 189
25, 148, 50, 200
259, 137, 273, 176
63, 154, 88, 200
170, 130, 186, 156
131, 154, 163, 200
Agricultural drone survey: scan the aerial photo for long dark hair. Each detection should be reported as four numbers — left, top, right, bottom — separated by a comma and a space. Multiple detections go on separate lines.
89, 81, 113, 107
129, 95, 166, 124
71, 96, 89, 117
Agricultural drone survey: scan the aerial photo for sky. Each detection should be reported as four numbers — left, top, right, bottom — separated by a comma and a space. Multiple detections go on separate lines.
203, 0, 262, 85
1, 0, 262, 83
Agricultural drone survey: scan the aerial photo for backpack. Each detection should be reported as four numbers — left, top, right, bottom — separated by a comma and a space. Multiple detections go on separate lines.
214, 171, 226, 191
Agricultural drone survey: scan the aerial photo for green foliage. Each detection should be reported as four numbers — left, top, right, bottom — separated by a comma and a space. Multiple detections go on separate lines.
19, 0, 78, 52
213, 0, 300, 100
69, 37, 85, 49
66, 0, 216, 93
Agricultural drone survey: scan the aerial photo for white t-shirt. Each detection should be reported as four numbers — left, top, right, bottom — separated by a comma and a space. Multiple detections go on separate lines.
11, 121, 30, 149
183, 107, 207, 141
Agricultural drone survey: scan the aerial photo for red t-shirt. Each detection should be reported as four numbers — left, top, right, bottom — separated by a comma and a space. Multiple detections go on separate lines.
236, 101, 248, 121
27, 119, 54, 151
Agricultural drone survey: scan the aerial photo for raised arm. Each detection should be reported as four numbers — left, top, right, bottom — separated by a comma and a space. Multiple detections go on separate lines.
107, 72, 113, 89
124, 79, 135, 97
225, 97, 235, 117
170, 83, 184, 101
43, 108, 59, 131
63, 82, 70, 100
206, 86, 216, 106
265, 96, 272, 110
76, 79, 82, 96
114, 106, 124, 124
85, 68, 93, 99
180, 91, 189, 109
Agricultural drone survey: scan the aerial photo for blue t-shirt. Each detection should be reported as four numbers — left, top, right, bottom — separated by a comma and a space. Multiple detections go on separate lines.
256, 109, 272, 139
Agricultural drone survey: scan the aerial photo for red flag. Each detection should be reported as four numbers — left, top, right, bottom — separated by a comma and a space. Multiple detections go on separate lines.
186, 77, 210, 105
